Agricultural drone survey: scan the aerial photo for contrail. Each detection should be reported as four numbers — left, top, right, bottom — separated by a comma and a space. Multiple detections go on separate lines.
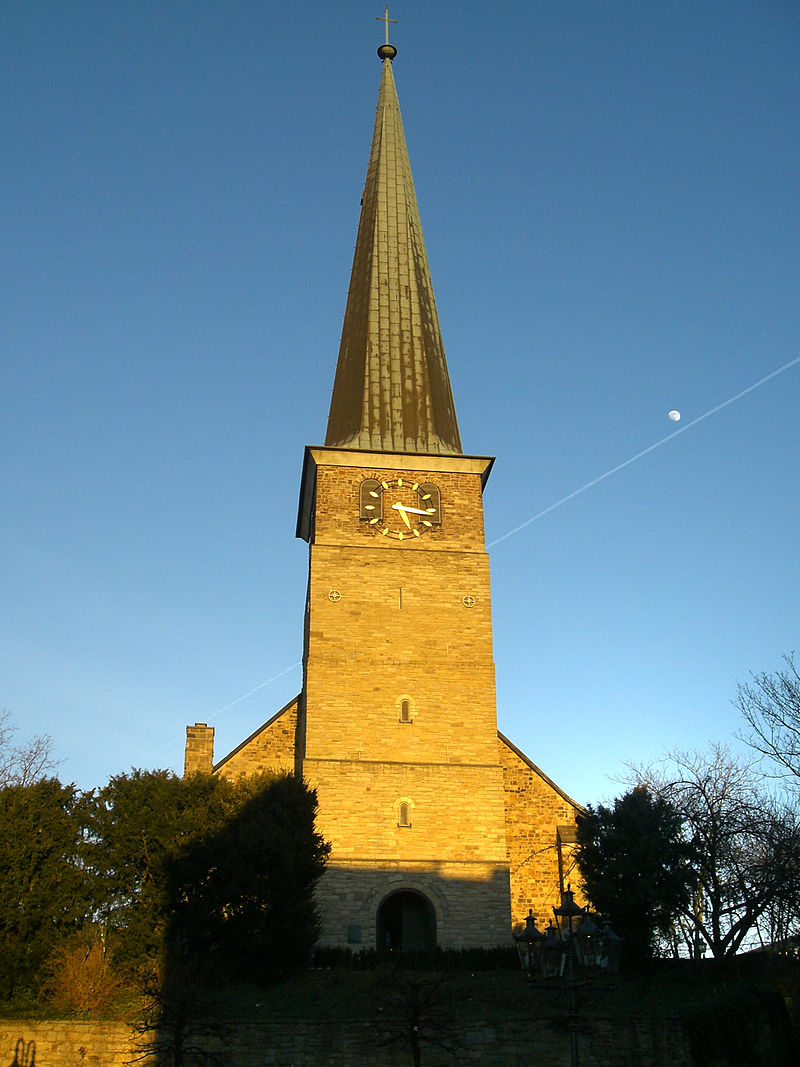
146, 661, 302, 760
211, 662, 302, 719
488, 355, 800, 549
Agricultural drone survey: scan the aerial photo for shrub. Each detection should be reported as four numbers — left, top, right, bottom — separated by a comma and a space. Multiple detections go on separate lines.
44, 935, 125, 1016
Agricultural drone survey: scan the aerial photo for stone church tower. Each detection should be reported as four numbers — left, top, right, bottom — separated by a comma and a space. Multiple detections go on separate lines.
185, 34, 581, 952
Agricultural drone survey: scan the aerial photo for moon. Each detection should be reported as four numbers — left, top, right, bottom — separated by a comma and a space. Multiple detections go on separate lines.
668, 410, 681, 422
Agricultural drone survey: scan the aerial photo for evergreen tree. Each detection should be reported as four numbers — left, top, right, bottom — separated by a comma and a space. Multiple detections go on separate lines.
166, 773, 329, 983
90, 769, 240, 969
575, 785, 695, 966
0, 778, 92, 1000
91, 769, 328, 981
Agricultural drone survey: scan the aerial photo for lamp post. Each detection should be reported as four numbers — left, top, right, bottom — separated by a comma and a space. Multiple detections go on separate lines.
514, 887, 622, 1067
553, 886, 584, 1067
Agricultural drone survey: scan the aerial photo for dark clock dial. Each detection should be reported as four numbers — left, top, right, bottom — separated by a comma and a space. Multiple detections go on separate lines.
359, 477, 440, 540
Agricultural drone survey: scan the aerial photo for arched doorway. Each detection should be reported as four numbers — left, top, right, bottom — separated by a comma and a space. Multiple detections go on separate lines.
377, 890, 437, 952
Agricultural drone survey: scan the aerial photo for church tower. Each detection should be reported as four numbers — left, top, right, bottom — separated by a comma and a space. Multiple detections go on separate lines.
185, 24, 583, 954
294, 36, 511, 950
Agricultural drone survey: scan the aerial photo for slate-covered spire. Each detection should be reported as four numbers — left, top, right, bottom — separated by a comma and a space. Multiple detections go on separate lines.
325, 40, 462, 456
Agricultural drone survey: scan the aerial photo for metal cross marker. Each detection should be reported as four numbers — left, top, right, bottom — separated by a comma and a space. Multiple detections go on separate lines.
376, 6, 397, 44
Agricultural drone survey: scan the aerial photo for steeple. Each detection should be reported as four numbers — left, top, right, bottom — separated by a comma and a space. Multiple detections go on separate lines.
325, 36, 462, 456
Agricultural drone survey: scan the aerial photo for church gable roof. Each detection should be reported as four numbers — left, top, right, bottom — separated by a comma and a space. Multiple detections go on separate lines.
213, 694, 299, 778
498, 730, 584, 812
325, 43, 462, 456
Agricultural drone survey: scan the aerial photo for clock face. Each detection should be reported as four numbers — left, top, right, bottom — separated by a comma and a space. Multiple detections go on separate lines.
359, 478, 440, 540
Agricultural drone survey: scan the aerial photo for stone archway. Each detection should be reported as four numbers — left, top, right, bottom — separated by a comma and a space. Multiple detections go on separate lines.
376, 889, 437, 952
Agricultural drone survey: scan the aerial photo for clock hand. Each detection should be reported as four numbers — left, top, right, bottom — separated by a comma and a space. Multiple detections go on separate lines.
398, 505, 412, 529
392, 503, 435, 516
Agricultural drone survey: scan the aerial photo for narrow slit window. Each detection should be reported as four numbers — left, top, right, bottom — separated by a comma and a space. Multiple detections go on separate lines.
398, 802, 411, 827
400, 699, 411, 722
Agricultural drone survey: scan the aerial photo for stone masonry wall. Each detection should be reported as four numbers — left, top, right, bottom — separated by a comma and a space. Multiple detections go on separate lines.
317, 859, 512, 950
302, 457, 512, 949
0, 1013, 723, 1066
500, 733, 583, 928
214, 696, 299, 779
183, 722, 214, 775
0, 1020, 143, 1067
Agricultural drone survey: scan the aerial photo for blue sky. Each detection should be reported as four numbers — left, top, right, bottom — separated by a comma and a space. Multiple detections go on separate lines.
3, 1, 799, 805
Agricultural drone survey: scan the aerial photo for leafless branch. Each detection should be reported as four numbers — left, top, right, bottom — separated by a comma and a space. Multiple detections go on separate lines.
0, 708, 61, 788
735, 653, 800, 787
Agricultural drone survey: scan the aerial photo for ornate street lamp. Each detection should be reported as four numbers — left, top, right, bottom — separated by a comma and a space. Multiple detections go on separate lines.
553, 884, 583, 941
542, 919, 565, 978
574, 909, 602, 970
600, 918, 623, 973
514, 909, 545, 980
514, 886, 624, 1067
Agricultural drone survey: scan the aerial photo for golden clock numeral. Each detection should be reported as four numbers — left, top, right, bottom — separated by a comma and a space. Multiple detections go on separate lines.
397, 477, 403, 487
426, 507, 436, 514
397, 531, 404, 540
381, 528, 389, 536
364, 504, 375, 511
369, 517, 379, 524
422, 520, 432, 527
421, 493, 431, 500
381, 481, 389, 490
413, 529, 420, 537
370, 490, 380, 498
411, 482, 419, 491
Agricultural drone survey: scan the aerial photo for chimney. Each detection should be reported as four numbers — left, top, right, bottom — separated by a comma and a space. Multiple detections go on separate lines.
184, 722, 214, 776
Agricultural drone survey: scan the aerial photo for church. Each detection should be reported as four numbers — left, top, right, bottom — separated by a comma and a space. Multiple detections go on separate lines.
184, 29, 581, 953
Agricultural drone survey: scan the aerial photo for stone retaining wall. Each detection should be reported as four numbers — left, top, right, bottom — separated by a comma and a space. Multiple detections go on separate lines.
2, 1009, 793, 1066
0, 1014, 695, 1066
0, 1021, 138, 1067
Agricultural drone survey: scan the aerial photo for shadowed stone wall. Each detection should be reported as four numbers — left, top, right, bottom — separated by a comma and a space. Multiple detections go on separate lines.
5, 1012, 790, 1066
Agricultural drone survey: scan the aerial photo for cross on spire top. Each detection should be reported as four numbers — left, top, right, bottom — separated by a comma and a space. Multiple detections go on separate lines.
376, 6, 397, 46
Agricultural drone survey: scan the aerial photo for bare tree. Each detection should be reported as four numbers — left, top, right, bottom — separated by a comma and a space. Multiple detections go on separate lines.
371, 968, 464, 1067
0, 708, 59, 787
128, 955, 230, 1067
736, 653, 800, 789
630, 745, 800, 958
759, 805, 800, 950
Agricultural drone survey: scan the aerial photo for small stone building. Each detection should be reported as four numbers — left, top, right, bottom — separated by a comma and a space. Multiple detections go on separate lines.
185, 34, 581, 952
